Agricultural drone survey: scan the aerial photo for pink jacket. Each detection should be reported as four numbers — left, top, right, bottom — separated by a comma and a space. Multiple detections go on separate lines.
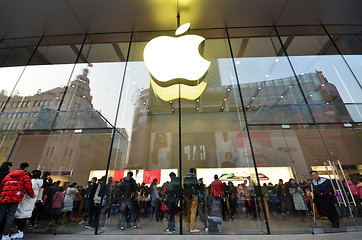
51, 191, 64, 209
345, 180, 358, 196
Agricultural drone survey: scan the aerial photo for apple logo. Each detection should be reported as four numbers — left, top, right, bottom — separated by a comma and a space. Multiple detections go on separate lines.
143, 23, 210, 101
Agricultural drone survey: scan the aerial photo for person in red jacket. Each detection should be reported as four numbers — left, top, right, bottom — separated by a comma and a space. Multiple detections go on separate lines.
0, 162, 34, 240
210, 174, 224, 199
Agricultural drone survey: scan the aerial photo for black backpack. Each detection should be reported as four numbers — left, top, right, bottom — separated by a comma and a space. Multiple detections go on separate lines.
120, 178, 133, 199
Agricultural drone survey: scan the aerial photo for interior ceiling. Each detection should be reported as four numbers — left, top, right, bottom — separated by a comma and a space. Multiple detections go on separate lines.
1, 0, 362, 40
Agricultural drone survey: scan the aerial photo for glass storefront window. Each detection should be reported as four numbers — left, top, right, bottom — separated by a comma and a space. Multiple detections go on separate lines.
0, 25, 361, 236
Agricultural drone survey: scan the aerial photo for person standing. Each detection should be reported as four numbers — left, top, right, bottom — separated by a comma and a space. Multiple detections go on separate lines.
164, 172, 180, 233
183, 168, 200, 233
0, 162, 35, 240
12, 170, 43, 239
79, 177, 97, 225
198, 178, 209, 231
289, 179, 309, 222
119, 172, 140, 230
150, 178, 160, 222
310, 170, 339, 228
62, 183, 78, 223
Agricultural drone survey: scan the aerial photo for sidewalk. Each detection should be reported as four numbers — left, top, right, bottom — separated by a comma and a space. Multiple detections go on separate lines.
24, 232, 362, 240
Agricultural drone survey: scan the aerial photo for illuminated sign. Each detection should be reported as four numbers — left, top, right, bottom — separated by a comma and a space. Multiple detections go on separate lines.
143, 23, 210, 101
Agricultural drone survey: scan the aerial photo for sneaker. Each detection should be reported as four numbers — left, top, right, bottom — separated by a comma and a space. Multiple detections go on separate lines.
85, 225, 94, 230
190, 229, 200, 233
120, 227, 125, 231
134, 225, 141, 230
164, 228, 175, 234
205, 228, 209, 232
79, 220, 86, 225
29, 224, 39, 229
2, 235, 10, 240
10, 231, 23, 239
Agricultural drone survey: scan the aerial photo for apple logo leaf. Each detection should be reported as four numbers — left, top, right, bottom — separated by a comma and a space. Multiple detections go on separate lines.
175, 23, 190, 36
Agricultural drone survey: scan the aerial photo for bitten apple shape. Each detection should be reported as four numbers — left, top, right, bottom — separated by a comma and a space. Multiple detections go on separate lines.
143, 23, 210, 101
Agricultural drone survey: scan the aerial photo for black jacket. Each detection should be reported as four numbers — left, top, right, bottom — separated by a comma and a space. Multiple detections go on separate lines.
0, 165, 10, 184
166, 177, 181, 202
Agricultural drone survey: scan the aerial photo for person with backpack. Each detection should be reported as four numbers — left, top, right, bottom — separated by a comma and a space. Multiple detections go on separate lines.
183, 168, 200, 233
164, 172, 180, 233
119, 172, 140, 230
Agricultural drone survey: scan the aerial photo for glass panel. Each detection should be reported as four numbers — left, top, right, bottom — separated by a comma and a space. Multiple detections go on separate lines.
2, 36, 84, 122
6, 129, 113, 235
101, 30, 180, 235
229, 31, 313, 125
249, 125, 316, 234
58, 33, 131, 126
0, 130, 18, 162
277, 27, 362, 124
0, 66, 26, 112
179, 28, 267, 234
56, 129, 113, 234
332, 33, 362, 86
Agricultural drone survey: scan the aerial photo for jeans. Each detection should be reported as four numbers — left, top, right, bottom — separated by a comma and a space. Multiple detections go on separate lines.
83, 198, 94, 222
166, 201, 176, 231
151, 199, 159, 221
119, 199, 137, 228
0, 202, 20, 235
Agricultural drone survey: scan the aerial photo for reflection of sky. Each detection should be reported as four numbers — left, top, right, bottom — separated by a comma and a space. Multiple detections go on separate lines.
1, 55, 361, 138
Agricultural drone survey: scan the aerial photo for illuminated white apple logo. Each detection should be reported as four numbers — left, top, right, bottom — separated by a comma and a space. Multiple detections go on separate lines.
143, 23, 210, 101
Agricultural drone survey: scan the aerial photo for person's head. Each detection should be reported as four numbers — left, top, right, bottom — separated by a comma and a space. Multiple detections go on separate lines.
278, 179, 283, 184
268, 182, 273, 186
54, 180, 61, 186
19, 162, 29, 170
70, 182, 77, 188
228, 181, 233, 186
198, 178, 203, 185
224, 152, 233, 161
91, 177, 97, 183
189, 168, 196, 175
31, 170, 41, 179
1, 162, 12, 170
310, 170, 319, 180
87, 181, 92, 186
289, 178, 296, 185
108, 177, 113, 183
222, 132, 228, 140
127, 171, 133, 178
214, 174, 218, 180
152, 178, 158, 184
154, 133, 167, 146
169, 172, 176, 180
43, 171, 51, 179
243, 180, 248, 185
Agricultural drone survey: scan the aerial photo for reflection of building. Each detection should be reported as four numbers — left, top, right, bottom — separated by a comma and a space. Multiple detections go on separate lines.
128, 71, 355, 179
0, 68, 123, 184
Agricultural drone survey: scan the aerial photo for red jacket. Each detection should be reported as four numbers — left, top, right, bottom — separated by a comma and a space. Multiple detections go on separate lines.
211, 179, 224, 198
0, 169, 35, 203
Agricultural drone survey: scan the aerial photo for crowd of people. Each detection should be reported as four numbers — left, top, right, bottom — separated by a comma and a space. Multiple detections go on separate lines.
1, 162, 362, 239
